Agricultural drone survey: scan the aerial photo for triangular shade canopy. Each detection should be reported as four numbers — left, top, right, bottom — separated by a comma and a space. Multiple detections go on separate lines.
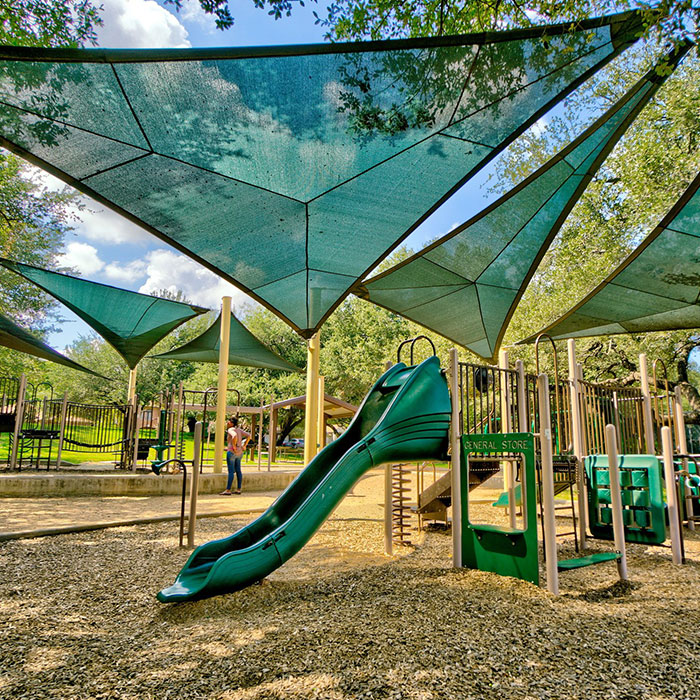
0, 311, 101, 375
357, 46, 687, 361
521, 170, 700, 342
0, 258, 208, 369
152, 312, 300, 372
0, 12, 644, 337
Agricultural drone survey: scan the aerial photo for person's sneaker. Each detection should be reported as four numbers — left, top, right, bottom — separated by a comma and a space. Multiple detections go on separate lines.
219, 490, 232, 495
234, 490, 242, 494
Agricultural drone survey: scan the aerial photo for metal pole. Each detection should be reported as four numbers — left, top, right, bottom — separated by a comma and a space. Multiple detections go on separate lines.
673, 386, 694, 530
257, 399, 263, 470
568, 340, 586, 549
605, 424, 629, 580
515, 360, 527, 432
384, 462, 393, 556
267, 394, 274, 471
131, 399, 140, 472
213, 298, 232, 474
639, 354, 655, 454
449, 348, 462, 568
55, 392, 68, 468
127, 365, 138, 404
317, 375, 325, 452
188, 421, 202, 548
499, 350, 516, 528
174, 381, 184, 461
538, 373, 559, 595
10, 374, 26, 470
303, 330, 320, 465
661, 426, 683, 564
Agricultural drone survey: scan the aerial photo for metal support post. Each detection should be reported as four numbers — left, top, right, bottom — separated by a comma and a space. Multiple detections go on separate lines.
639, 354, 656, 454
605, 424, 629, 580
499, 350, 516, 528
568, 339, 586, 549
661, 426, 683, 564
303, 331, 320, 465
188, 421, 202, 548
55, 392, 69, 468
384, 463, 393, 556
10, 374, 26, 470
538, 374, 558, 594
317, 375, 325, 451
213, 297, 232, 474
673, 387, 694, 530
449, 348, 462, 567
515, 360, 527, 432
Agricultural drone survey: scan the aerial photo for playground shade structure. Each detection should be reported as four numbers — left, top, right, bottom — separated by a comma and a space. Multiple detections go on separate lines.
522, 170, 700, 341
0, 258, 208, 369
356, 46, 688, 362
152, 311, 300, 372
0, 12, 645, 337
0, 311, 101, 375
158, 356, 450, 601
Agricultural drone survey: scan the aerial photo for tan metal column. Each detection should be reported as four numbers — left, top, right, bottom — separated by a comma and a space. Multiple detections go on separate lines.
304, 331, 320, 465
317, 375, 325, 451
639, 353, 656, 454
499, 350, 516, 529
674, 386, 694, 530
449, 348, 462, 567
213, 296, 232, 475
127, 365, 138, 404
538, 373, 558, 594
567, 339, 586, 549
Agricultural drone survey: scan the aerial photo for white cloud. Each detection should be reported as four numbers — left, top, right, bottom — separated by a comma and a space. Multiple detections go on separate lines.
103, 259, 148, 283
97, 0, 191, 48
180, 0, 218, 33
74, 203, 153, 247
138, 249, 249, 309
57, 242, 105, 275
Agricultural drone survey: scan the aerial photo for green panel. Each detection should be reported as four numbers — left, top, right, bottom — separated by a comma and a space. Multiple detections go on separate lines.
362, 48, 682, 360
0, 312, 101, 376
0, 12, 646, 337
158, 356, 451, 601
557, 552, 620, 570
153, 311, 300, 372
460, 432, 539, 586
0, 259, 208, 369
585, 454, 666, 546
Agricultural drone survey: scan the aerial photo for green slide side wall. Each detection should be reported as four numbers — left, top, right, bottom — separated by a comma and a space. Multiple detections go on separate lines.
585, 454, 666, 546
157, 356, 451, 602
460, 433, 539, 586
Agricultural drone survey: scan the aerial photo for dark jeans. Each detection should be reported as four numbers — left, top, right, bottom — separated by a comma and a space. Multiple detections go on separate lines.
226, 451, 242, 490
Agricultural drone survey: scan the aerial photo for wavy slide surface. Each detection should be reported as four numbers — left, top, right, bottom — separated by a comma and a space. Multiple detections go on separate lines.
158, 356, 451, 602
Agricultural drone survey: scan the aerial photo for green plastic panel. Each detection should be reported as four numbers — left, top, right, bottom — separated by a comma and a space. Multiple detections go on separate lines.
359, 47, 687, 361
152, 311, 300, 373
460, 432, 539, 585
585, 454, 666, 546
0, 311, 101, 376
157, 356, 451, 601
557, 552, 620, 571
0, 13, 645, 337
0, 258, 208, 369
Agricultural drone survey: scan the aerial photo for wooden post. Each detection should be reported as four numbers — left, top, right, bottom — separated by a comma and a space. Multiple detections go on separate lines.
568, 340, 586, 549
449, 348, 462, 568
317, 375, 325, 451
55, 392, 69, 468
9, 374, 26, 470
538, 373, 559, 595
213, 297, 232, 475
304, 331, 320, 466
605, 424, 629, 580
661, 426, 683, 564
673, 386, 694, 530
639, 354, 656, 454
187, 421, 202, 548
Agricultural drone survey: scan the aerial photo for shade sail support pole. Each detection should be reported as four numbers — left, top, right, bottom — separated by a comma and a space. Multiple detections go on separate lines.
568, 339, 586, 550
304, 331, 320, 466
213, 296, 232, 475
127, 365, 138, 405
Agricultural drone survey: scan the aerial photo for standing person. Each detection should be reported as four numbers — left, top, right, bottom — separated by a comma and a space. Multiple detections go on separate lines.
219, 417, 250, 495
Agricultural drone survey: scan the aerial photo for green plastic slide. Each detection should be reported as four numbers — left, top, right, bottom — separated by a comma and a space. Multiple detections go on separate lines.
157, 356, 451, 602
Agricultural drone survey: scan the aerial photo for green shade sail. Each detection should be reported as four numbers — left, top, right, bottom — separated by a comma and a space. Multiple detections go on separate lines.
0, 258, 208, 369
152, 311, 300, 372
357, 46, 688, 362
0, 12, 645, 337
521, 170, 700, 343
0, 311, 101, 375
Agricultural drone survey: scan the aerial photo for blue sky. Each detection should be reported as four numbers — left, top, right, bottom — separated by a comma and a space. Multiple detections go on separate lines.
34, 0, 508, 350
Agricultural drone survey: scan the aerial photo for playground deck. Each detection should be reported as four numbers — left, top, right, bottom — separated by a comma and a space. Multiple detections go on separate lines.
1, 468, 700, 700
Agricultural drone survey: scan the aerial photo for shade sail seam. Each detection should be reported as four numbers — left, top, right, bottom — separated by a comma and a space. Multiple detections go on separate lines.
128, 296, 160, 341
111, 64, 154, 152
605, 280, 697, 306
305, 204, 310, 328
78, 152, 152, 181
664, 225, 700, 239
439, 131, 498, 150
0, 10, 642, 62
250, 268, 307, 292
448, 44, 481, 125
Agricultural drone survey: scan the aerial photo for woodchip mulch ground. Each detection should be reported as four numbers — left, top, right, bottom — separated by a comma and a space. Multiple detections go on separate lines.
1, 480, 700, 700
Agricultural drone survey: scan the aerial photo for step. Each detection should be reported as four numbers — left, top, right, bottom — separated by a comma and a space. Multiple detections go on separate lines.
557, 552, 621, 571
